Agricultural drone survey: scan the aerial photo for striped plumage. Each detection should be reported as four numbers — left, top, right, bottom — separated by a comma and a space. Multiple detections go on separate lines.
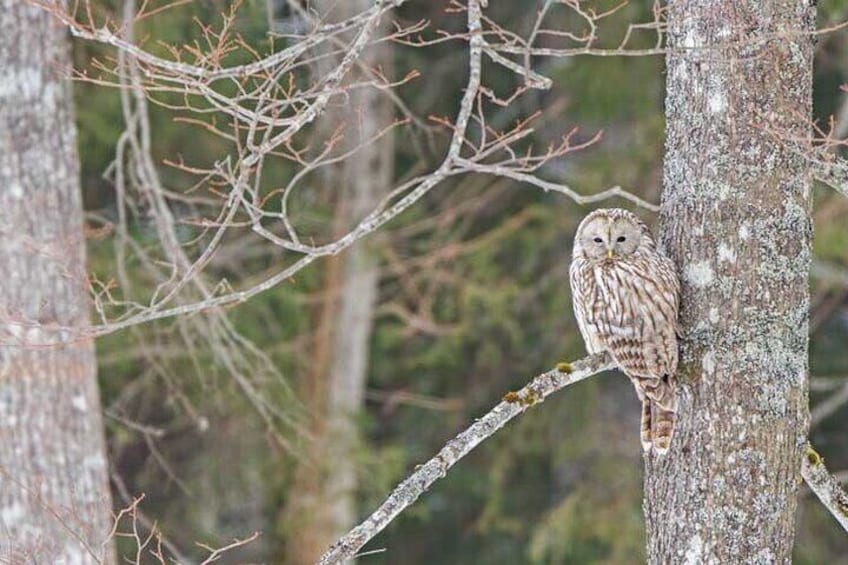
569, 208, 680, 454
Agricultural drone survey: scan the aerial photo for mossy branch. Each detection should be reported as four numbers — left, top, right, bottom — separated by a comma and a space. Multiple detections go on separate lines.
316, 352, 614, 565
802, 443, 848, 533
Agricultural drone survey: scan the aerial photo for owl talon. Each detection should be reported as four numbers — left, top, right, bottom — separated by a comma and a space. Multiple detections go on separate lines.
556, 362, 572, 373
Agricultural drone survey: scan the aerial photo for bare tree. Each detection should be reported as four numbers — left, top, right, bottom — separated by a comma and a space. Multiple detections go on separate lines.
22, 0, 654, 342
18, 0, 848, 562
0, 1, 114, 562
282, 0, 394, 561
644, 1, 815, 561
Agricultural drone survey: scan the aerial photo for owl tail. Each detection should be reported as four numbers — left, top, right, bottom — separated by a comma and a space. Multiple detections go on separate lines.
651, 406, 675, 454
640, 399, 653, 452
636, 376, 677, 454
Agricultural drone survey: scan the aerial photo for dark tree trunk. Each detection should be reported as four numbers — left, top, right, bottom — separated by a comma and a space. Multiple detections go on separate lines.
644, 1, 815, 562
0, 3, 115, 562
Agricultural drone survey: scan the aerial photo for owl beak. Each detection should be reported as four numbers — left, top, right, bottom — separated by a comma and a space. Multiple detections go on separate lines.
607, 249, 615, 260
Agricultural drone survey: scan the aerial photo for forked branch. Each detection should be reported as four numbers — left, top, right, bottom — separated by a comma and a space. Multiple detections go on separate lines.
10, 0, 666, 344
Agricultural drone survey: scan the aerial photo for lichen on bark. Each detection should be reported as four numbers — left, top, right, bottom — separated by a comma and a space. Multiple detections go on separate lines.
0, 2, 114, 562
644, 1, 815, 563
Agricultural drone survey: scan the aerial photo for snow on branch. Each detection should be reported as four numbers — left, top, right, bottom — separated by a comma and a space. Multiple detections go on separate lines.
802, 444, 848, 534
317, 352, 614, 565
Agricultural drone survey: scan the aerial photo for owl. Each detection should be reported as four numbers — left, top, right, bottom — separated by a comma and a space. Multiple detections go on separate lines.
569, 208, 680, 454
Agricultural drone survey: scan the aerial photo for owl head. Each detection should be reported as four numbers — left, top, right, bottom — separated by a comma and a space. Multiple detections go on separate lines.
572, 208, 655, 261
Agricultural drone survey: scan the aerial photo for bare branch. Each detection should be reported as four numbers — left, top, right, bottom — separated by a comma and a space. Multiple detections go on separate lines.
197, 531, 261, 564
811, 379, 848, 427
454, 158, 660, 212
317, 352, 614, 565
802, 445, 848, 534
814, 158, 848, 198
109, 472, 191, 564
812, 260, 848, 287
0, 0, 675, 345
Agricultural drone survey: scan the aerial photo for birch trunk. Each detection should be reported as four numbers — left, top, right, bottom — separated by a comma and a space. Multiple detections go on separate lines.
283, 2, 393, 562
0, 2, 115, 563
645, 1, 815, 562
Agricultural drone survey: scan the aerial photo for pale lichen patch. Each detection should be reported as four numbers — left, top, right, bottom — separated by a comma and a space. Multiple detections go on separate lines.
702, 351, 716, 377
683, 533, 704, 565
83, 454, 107, 471
717, 243, 736, 263
753, 548, 776, 565
682, 26, 703, 49
71, 395, 87, 413
716, 182, 735, 200
684, 261, 715, 288
8, 181, 23, 199
7, 323, 23, 339
708, 308, 719, 324
708, 90, 727, 114
0, 502, 24, 526
0, 67, 42, 101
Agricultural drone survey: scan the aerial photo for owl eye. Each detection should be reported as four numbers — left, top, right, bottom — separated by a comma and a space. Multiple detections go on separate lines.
617, 236, 626, 243
593, 237, 603, 243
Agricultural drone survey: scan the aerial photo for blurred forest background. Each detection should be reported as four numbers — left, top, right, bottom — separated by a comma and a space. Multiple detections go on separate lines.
66, 0, 848, 562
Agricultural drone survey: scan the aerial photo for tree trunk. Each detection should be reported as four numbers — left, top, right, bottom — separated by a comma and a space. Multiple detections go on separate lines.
645, 1, 815, 562
283, 2, 393, 562
0, 2, 115, 563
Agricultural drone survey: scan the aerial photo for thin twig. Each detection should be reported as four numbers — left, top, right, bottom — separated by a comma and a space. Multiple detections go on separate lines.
4, 0, 672, 344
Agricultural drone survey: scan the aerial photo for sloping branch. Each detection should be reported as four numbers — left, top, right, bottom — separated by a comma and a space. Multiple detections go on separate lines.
811, 379, 848, 426
802, 445, 848, 533
813, 159, 848, 198
317, 352, 614, 565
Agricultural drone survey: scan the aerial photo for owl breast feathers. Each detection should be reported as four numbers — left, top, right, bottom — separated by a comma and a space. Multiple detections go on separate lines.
569, 208, 680, 454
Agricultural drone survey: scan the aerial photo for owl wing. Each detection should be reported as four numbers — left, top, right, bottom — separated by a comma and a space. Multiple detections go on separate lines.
655, 253, 681, 337
569, 257, 605, 355
648, 253, 681, 375
636, 254, 680, 451
621, 253, 680, 388
594, 254, 679, 386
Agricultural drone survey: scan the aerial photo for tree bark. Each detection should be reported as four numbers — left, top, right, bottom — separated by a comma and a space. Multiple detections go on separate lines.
645, 1, 815, 562
0, 2, 115, 563
283, 2, 393, 562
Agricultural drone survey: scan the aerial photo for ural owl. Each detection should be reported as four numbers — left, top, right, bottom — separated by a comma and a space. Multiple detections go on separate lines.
569, 208, 680, 454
